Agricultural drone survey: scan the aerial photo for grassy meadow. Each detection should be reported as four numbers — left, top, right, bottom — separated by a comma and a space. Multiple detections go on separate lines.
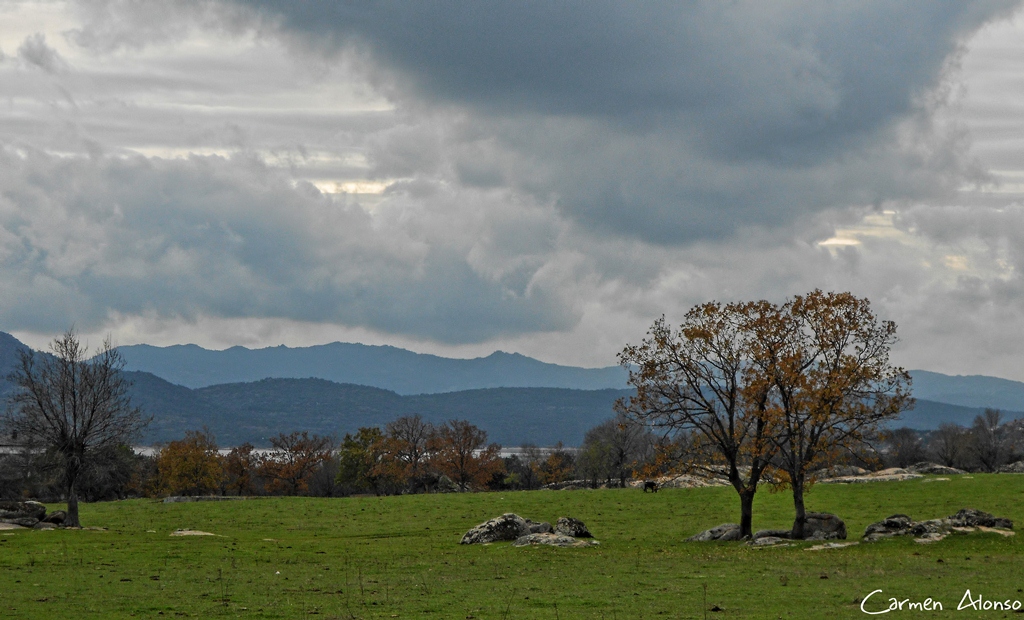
2, 475, 1024, 619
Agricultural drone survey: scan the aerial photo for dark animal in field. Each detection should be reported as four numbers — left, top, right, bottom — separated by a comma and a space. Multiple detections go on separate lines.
643, 480, 659, 493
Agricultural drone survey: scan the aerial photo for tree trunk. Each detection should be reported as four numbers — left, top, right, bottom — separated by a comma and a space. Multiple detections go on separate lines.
739, 489, 755, 539
64, 455, 83, 528
790, 472, 806, 540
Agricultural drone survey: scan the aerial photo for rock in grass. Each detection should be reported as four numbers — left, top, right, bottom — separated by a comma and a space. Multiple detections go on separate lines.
864, 508, 1013, 541
947, 508, 1013, 529
753, 529, 792, 541
0, 517, 41, 528
908, 462, 965, 475
554, 517, 592, 538
749, 536, 789, 547
512, 533, 598, 548
460, 513, 529, 545
804, 513, 847, 540
0, 501, 46, 523
688, 523, 742, 542
998, 461, 1024, 473
525, 520, 552, 534
43, 511, 66, 525
864, 514, 914, 540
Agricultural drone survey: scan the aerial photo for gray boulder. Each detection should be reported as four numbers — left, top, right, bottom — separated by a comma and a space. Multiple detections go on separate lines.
525, 519, 552, 534
909, 519, 951, 537
908, 462, 966, 475
804, 512, 847, 540
1, 517, 40, 528
999, 461, 1024, 473
43, 511, 67, 525
818, 465, 868, 478
688, 523, 742, 542
460, 513, 529, 545
512, 533, 598, 548
753, 529, 791, 541
864, 514, 914, 541
33, 521, 58, 530
0, 501, 46, 522
947, 508, 1013, 529
554, 517, 592, 538
749, 536, 788, 546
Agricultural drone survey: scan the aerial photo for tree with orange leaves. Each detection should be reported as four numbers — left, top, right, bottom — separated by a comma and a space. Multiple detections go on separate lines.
261, 431, 335, 495
428, 420, 503, 492
222, 442, 262, 496
618, 302, 778, 539
754, 290, 912, 539
155, 428, 223, 496
621, 292, 911, 539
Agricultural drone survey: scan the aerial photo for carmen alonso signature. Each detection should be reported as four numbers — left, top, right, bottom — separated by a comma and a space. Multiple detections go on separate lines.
860, 589, 1024, 614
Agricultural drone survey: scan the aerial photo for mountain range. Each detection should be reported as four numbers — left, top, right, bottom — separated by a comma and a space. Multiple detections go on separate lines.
115, 342, 629, 394
1, 333, 1023, 445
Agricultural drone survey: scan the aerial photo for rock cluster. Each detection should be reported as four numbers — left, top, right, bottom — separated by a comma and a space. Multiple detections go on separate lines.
998, 461, 1024, 473
0, 501, 65, 529
863, 508, 1013, 542
908, 462, 966, 475
460, 513, 597, 547
821, 467, 923, 484
689, 512, 847, 542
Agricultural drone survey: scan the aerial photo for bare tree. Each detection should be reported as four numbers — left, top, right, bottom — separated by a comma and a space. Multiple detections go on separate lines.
928, 423, 967, 468
4, 330, 147, 527
969, 409, 1011, 472
884, 427, 928, 468
578, 414, 654, 487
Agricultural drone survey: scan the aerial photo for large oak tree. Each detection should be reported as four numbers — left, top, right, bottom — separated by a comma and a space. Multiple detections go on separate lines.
618, 302, 777, 538
620, 292, 911, 539
755, 291, 912, 539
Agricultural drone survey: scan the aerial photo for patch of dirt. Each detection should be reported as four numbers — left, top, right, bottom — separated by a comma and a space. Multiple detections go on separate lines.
170, 529, 217, 537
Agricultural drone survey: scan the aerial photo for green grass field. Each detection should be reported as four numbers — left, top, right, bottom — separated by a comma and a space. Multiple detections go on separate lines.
2, 475, 1023, 619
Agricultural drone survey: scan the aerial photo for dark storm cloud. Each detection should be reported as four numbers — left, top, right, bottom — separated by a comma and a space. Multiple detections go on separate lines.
236, 0, 1019, 243
0, 147, 576, 341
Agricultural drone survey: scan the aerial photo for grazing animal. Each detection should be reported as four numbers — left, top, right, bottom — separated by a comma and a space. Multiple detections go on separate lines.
643, 480, 659, 493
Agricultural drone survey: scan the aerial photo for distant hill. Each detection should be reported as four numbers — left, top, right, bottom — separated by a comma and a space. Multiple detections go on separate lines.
892, 398, 1024, 431
115, 342, 629, 394
6, 331, 1024, 444
909, 370, 1024, 411
142, 378, 629, 447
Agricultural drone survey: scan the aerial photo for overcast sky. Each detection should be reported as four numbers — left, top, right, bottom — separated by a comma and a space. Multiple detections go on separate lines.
4, 0, 1024, 379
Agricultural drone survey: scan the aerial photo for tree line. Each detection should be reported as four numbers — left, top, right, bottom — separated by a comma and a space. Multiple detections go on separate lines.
883, 409, 1023, 472
0, 412, 662, 502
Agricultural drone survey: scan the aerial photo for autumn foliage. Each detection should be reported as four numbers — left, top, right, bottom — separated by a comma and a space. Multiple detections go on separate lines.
155, 428, 223, 496
618, 290, 912, 538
